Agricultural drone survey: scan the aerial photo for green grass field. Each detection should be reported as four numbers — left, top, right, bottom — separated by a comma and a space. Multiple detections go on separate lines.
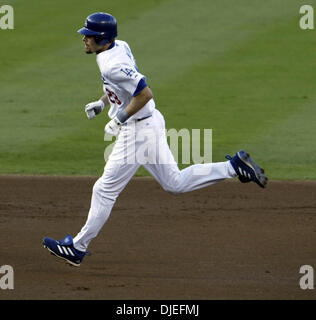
0, 0, 315, 179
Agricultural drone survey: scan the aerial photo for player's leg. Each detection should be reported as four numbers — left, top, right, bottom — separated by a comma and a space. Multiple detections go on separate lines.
142, 109, 236, 194
143, 140, 236, 194
145, 161, 235, 194
43, 156, 139, 265
73, 126, 140, 252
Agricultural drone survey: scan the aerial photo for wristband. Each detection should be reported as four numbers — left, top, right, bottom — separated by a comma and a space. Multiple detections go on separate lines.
116, 108, 130, 123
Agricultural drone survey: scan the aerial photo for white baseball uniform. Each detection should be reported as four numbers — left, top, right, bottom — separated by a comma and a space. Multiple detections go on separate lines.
73, 40, 236, 252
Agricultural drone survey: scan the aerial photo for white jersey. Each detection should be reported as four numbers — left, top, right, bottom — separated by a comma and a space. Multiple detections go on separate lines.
96, 40, 155, 121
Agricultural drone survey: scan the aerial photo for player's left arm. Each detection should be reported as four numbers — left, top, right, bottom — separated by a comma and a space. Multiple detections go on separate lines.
104, 86, 153, 136
105, 64, 154, 135
124, 86, 153, 117
105, 74, 153, 136
115, 75, 153, 123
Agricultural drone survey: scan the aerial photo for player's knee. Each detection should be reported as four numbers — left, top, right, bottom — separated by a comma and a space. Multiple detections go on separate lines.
92, 176, 121, 201
92, 178, 103, 195
163, 183, 183, 195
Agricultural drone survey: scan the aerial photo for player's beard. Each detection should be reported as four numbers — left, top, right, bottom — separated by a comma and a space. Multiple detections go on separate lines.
85, 46, 93, 54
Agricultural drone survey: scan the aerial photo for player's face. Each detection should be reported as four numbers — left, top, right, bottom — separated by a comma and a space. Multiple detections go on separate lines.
82, 36, 100, 54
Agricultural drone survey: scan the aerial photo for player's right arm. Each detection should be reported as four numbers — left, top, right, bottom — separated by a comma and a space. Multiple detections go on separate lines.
100, 94, 110, 107
85, 95, 110, 119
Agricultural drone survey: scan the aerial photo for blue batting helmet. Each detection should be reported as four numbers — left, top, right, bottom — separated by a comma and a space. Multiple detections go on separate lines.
77, 12, 117, 46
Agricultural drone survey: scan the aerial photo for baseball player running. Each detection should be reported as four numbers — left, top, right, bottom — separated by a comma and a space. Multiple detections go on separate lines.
43, 13, 267, 266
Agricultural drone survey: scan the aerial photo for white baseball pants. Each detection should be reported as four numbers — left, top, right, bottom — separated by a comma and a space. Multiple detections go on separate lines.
73, 109, 236, 251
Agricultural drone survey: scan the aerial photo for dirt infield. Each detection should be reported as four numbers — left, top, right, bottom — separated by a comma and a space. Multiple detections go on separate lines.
0, 175, 315, 300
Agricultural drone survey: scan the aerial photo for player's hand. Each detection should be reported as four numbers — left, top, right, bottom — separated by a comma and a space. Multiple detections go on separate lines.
85, 100, 105, 119
105, 117, 123, 136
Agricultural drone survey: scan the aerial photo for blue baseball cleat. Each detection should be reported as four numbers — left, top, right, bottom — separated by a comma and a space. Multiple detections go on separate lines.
43, 235, 90, 267
226, 150, 268, 188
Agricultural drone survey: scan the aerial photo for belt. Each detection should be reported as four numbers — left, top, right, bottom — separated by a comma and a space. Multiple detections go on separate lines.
136, 115, 152, 121
123, 115, 152, 126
